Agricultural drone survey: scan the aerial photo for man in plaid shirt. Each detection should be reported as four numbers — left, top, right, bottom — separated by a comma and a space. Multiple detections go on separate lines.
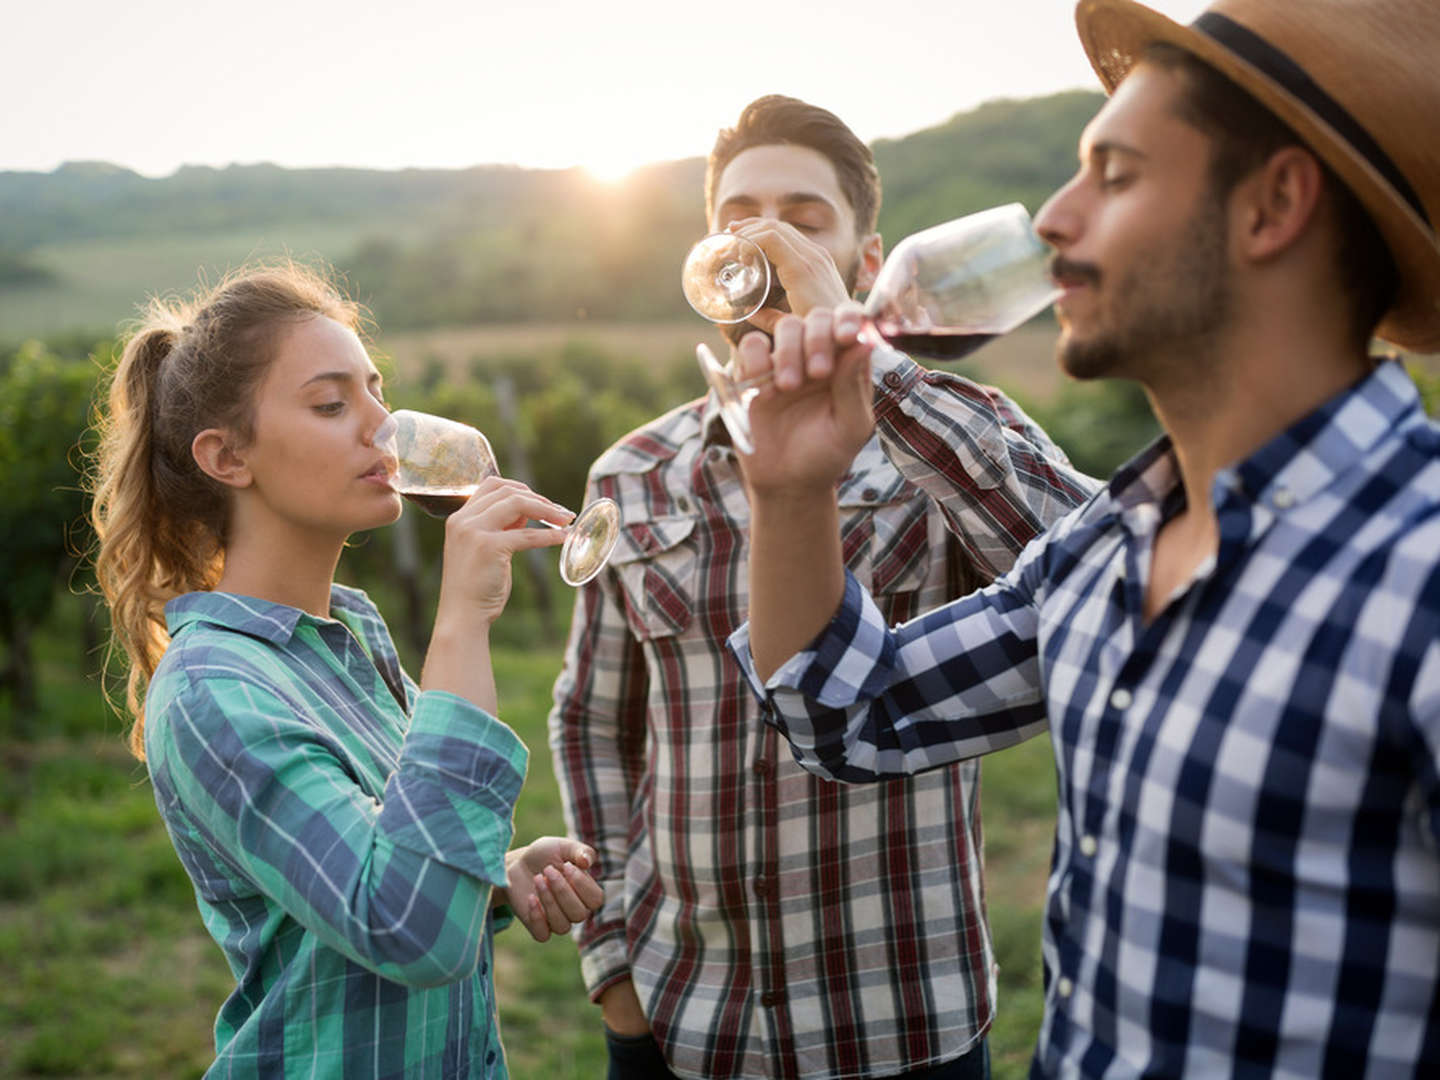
733, 0, 1440, 1076
548, 96, 1098, 1079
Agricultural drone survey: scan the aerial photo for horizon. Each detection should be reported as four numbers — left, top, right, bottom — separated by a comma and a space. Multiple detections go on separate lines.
7, 86, 1108, 183
7, 0, 1208, 183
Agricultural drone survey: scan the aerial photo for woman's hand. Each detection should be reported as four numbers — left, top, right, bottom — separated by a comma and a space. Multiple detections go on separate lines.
434, 477, 571, 630
500, 837, 604, 942
421, 477, 571, 709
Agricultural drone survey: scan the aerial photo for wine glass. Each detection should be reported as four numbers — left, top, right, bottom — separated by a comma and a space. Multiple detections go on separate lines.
375, 408, 620, 587
681, 231, 773, 323
688, 202, 1060, 454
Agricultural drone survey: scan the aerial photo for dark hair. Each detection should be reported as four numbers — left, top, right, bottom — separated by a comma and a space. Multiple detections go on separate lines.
1143, 42, 1398, 342
88, 261, 363, 756
705, 95, 882, 237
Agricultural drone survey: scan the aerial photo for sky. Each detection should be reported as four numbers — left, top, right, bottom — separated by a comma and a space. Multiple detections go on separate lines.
8, 0, 1209, 182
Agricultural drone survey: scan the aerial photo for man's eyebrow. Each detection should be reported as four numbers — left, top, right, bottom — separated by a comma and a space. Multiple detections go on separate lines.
1083, 139, 1148, 164
718, 191, 839, 212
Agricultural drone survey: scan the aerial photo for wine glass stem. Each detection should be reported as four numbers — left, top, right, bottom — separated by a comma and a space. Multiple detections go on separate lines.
731, 370, 773, 394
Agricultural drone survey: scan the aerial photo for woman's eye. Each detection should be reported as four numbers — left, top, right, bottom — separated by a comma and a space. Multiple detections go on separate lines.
1099, 172, 1132, 191
314, 402, 345, 416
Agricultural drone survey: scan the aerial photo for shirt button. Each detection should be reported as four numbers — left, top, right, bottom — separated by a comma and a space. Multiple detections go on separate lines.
1272, 487, 1295, 509
1110, 688, 1133, 710
676, 496, 691, 512
754, 876, 773, 897
862, 487, 879, 501
760, 990, 786, 1007
1057, 977, 1074, 999
882, 371, 904, 390
752, 758, 773, 777
1079, 835, 1098, 857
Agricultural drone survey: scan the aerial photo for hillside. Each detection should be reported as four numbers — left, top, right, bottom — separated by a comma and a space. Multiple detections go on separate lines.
0, 91, 1105, 340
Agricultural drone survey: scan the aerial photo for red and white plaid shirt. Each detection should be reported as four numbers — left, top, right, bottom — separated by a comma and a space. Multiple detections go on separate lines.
549, 349, 1098, 1079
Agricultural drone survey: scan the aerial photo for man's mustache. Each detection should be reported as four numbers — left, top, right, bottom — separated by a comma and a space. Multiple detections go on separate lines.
1049, 256, 1101, 287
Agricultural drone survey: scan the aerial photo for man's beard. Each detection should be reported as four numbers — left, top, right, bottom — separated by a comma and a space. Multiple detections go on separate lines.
1058, 192, 1231, 382
719, 255, 862, 347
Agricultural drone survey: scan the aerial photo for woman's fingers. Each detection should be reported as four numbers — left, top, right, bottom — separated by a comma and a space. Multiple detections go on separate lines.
536, 864, 599, 925
455, 477, 572, 528
561, 859, 604, 910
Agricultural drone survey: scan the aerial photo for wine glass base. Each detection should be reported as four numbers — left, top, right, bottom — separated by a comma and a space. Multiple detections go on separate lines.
560, 497, 621, 586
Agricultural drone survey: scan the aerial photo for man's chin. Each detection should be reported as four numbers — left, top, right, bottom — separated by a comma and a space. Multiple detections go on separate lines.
1057, 334, 1119, 382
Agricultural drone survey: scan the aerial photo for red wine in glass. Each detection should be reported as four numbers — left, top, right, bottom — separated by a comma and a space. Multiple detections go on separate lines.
689, 202, 1058, 454
378, 410, 621, 586
399, 488, 474, 518
872, 330, 997, 362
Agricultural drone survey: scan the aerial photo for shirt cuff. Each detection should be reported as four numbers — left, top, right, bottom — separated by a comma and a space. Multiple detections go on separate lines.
726, 571, 897, 710
578, 928, 632, 1002
869, 342, 924, 420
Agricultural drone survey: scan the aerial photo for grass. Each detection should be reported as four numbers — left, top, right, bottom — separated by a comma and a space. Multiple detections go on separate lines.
1, 597, 1054, 1080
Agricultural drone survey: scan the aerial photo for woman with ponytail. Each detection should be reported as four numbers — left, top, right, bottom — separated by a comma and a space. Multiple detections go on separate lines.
88, 262, 602, 1078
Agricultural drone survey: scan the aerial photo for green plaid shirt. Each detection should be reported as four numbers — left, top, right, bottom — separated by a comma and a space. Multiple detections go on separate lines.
144, 585, 526, 1078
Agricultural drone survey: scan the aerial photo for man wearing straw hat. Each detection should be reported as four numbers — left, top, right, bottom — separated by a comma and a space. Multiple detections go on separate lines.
727, 0, 1440, 1075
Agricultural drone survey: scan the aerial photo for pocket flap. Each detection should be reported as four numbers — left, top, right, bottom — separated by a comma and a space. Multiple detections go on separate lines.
609, 515, 697, 566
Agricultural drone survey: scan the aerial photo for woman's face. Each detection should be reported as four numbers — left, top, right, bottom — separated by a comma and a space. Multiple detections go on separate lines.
233, 314, 400, 542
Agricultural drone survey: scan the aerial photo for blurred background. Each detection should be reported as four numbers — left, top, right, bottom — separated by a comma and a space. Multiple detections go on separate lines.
4, 0, 1437, 1076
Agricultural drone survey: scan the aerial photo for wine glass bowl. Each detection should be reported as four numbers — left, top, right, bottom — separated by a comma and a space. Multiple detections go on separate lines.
681, 231, 772, 324
690, 202, 1060, 453
865, 202, 1059, 358
379, 409, 620, 587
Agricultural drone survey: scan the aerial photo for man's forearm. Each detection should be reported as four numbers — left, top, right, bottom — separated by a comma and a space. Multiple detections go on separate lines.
747, 489, 847, 681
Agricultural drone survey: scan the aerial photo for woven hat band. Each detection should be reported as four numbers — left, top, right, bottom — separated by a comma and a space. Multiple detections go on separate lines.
1194, 11, 1430, 227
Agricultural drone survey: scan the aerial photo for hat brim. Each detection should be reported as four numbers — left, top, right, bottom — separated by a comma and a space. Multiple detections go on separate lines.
1074, 0, 1440, 352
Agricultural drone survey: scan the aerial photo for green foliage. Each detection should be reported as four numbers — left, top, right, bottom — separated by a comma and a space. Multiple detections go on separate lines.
874, 92, 1105, 238
0, 339, 104, 728
1407, 358, 1440, 416
0, 246, 57, 287
1021, 379, 1162, 479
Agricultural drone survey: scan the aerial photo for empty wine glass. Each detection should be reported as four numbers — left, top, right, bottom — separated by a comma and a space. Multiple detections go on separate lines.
375, 408, 620, 586
681, 231, 773, 324
687, 202, 1060, 454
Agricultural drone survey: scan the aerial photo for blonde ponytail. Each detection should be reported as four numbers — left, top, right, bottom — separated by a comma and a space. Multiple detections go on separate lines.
87, 261, 361, 758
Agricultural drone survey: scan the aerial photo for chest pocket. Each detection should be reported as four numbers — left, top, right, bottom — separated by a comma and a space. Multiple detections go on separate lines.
610, 515, 698, 640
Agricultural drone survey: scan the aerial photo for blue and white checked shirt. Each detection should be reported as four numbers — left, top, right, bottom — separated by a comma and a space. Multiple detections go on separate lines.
731, 359, 1440, 1078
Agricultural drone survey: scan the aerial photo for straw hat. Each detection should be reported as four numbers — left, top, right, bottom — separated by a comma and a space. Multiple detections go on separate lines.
1073, 0, 1440, 352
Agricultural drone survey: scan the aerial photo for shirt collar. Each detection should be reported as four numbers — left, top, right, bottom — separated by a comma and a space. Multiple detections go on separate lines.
1221, 357, 1421, 511
164, 584, 378, 645
1102, 357, 1423, 520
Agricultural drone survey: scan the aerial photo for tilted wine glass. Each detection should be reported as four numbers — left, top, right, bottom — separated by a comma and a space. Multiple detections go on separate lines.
680, 230, 773, 324
375, 409, 620, 587
686, 202, 1060, 454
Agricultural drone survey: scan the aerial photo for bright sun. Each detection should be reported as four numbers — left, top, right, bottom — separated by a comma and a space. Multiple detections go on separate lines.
581, 155, 641, 185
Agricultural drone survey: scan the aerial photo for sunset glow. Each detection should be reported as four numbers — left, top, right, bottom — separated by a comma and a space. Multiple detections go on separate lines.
5, 0, 1210, 179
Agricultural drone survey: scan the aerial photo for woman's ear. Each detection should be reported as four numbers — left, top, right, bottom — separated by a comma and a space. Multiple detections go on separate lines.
191, 428, 253, 489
